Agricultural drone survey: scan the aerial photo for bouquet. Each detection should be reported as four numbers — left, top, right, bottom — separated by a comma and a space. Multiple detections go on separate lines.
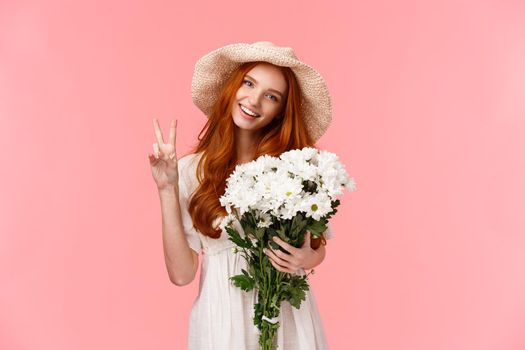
219, 147, 356, 350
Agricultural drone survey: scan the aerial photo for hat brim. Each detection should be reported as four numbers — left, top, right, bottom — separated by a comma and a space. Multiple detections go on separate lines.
191, 43, 332, 142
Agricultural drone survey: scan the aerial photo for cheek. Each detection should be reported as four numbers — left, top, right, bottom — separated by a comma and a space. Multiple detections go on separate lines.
262, 103, 281, 117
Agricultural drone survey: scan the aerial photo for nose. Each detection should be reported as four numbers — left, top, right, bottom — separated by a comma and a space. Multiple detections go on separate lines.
247, 90, 263, 108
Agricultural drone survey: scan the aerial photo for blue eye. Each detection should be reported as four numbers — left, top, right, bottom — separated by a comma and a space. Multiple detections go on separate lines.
243, 79, 278, 102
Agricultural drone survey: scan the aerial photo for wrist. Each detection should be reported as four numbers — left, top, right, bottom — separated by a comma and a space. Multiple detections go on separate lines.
158, 185, 179, 196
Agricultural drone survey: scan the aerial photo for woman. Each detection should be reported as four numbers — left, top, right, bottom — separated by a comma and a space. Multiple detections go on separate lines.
148, 41, 334, 349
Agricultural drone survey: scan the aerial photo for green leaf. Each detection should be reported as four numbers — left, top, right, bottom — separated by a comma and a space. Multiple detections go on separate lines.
229, 274, 255, 291
240, 211, 258, 230
276, 225, 288, 242
269, 241, 280, 250
226, 226, 251, 248
254, 227, 265, 240
281, 276, 310, 309
291, 213, 307, 240
288, 287, 306, 308
324, 199, 340, 219
306, 219, 328, 237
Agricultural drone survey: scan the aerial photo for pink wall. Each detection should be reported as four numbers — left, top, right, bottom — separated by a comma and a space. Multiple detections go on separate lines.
1, 0, 524, 349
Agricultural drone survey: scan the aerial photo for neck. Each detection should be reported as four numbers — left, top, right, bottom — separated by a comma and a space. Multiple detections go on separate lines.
235, 127, 259, 164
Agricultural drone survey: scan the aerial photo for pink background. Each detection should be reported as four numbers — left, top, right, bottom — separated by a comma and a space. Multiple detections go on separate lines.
1, 0, 524, 349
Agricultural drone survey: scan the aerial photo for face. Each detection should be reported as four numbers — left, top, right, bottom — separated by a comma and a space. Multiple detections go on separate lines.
232, 63, 288, 134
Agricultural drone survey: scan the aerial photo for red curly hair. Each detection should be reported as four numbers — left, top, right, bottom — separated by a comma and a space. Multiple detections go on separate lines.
186, 61, 326, 249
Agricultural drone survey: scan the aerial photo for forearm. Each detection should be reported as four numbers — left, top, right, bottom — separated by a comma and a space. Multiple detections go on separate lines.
158, 186, 197, 285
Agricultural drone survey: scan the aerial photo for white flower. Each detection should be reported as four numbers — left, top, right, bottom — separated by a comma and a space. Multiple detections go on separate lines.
219, 213, 236, 231
280, 147, 318, 165
346, 177, 357, 192
276, 197, 302, 220
298, 192, 333, 221
256, 212, 272, 228
220, 147, 355, 223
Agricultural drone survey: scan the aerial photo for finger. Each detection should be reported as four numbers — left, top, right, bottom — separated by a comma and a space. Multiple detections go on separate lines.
152, 143, 158, 158
265, 247, 292, 267
266, 245, 293, 263
268, 257, 283, 272
168, 119, 177, 146
270, 258, 287, 273
271, 236, 298, 254
148, 153, 159, 164
153, 118, 165, 145
268, 256, 294, 273
153, 142, 161, 158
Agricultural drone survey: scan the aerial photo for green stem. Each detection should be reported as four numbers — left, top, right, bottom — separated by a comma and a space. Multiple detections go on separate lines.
257, 252, 283, 349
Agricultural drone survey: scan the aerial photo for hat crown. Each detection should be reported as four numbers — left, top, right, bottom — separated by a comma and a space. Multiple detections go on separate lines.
252, 41, 298, 60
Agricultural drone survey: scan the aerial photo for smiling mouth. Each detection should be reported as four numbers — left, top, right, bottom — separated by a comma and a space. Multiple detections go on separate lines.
239, 104, 261, 118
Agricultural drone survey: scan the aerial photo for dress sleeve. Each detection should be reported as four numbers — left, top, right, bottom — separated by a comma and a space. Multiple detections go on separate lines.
324, 222, 335, 240
177, 156, 203, 254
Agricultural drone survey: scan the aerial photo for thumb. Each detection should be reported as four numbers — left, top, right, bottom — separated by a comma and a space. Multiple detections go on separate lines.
302, 231, 311, 247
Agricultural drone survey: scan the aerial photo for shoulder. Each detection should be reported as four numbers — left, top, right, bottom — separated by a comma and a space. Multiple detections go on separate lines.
177, 153, 200, 167
177, 152, 204, 188
178, 152, 202, 171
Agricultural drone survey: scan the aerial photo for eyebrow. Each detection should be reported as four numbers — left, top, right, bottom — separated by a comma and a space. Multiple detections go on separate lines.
245, 74, 285, 97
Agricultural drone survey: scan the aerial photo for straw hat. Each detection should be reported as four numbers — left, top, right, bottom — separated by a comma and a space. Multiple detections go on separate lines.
190, 41, 332, 142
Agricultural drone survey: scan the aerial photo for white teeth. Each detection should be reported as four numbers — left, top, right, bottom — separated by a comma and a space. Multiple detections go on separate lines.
240, 105, 259, 117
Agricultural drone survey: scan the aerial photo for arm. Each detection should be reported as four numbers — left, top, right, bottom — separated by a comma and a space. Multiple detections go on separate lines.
159, 185, 199, 286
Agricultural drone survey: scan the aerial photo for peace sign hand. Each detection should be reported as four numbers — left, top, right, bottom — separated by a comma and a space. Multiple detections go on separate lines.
148, 118, 179, 191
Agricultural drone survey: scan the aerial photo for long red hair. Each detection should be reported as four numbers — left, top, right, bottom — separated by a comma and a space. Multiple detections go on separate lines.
186, 61, 326, 248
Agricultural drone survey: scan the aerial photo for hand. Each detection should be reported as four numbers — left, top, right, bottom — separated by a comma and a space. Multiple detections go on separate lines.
263, 231, 324, 274
148, 118, 179, 190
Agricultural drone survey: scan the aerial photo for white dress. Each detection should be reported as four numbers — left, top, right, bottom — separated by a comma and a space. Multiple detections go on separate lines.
177, 152, 334, 350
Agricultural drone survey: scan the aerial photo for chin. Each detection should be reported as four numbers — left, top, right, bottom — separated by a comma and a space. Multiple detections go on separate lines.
233, 118, 255, 130
232, 111, 257, 130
